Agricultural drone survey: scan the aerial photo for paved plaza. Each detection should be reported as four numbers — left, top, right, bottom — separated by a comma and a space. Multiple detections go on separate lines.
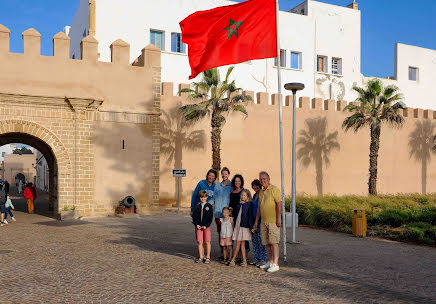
0, 208, 435, 303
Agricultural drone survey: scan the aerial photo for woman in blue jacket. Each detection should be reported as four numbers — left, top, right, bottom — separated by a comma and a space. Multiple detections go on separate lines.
190, 169, 217, 216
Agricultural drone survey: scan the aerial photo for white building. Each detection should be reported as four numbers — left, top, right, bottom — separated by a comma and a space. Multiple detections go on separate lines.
68, 0, 436, 110
0, 144, 17, 162
35, 150, 49, 192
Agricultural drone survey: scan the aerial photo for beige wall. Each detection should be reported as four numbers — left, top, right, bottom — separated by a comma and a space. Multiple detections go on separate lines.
3, 153, 36, 185
0, 24, 161, 217
160, 83, 436, 207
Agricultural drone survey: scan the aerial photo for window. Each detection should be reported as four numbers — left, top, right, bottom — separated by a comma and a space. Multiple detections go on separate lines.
317, 55, 327, 73
171, 33, 185, 53
150, 30, 164, 50
1, 152, 5, 158
332, 57, 342, 75
274, 49, 286, 67
291, 52, 302, 70
409, 67, 418, 81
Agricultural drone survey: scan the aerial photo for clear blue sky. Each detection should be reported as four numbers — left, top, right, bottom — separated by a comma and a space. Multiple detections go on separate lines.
0, 0, 435, 78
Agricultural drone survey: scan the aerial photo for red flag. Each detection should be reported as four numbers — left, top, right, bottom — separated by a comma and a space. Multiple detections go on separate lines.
180, 0, 277, 79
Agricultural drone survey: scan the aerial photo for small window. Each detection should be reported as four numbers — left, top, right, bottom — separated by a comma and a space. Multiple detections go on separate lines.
409, 67, 418, 81
171, 33, 185, 53
274, 49, 286, 67
150, 30, 164, 50
332, 57, 342, 75
291, 52, 302, 70
317, 55, 327, 73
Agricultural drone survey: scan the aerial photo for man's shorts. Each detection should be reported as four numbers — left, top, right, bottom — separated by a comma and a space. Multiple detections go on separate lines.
261, 222, 281, 245
0, 204, 6, 214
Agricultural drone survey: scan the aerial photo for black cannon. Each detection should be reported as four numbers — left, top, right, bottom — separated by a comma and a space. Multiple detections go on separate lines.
120, 196, 135, 208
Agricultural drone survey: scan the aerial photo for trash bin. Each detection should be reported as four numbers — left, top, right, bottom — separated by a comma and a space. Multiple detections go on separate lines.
352, 209, 367, 237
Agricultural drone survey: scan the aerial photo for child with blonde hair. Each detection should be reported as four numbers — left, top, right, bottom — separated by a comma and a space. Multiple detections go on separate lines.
228, 189, 253, 267
219, 207, 234, 264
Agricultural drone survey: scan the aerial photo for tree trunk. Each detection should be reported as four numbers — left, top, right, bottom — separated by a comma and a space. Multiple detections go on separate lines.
211, 112, 222, 172
368, 125, 381, 195
422, 158, 427, 194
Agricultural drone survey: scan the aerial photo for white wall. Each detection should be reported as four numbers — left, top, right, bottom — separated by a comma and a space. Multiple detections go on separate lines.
395, 43, 436, 110
69, 0, 89, 59
67, 0, 436, 109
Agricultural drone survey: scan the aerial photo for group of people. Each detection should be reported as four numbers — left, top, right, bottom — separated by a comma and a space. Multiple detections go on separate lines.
191, 168, 282, 273
0, 181, 37, 227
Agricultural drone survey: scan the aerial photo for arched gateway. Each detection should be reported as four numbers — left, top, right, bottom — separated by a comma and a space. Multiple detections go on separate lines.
0, 25, 162, 217
0, 120, 70, 212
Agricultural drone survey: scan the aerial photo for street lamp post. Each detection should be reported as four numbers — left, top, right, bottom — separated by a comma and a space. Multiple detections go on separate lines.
284, 83, 305, 243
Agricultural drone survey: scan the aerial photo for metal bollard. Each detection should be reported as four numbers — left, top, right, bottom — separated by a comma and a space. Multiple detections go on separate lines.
352, 209, 367, 237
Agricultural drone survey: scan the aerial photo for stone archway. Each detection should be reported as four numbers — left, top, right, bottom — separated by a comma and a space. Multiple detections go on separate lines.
0, 120, 72, 216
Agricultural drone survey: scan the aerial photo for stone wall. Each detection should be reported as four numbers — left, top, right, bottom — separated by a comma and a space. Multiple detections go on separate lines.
160, 82, 436, 207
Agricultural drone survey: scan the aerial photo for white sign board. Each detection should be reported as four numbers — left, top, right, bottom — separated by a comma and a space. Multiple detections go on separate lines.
173, 169, 186, 177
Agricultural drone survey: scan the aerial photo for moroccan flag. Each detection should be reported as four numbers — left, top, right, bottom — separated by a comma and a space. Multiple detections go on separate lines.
180, 0, 277, 79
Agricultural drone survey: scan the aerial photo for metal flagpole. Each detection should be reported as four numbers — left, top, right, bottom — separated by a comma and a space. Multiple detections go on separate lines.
275, 0, 287, 263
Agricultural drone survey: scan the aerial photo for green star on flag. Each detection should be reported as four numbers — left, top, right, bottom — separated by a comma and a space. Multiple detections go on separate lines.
224, 19, 244, 39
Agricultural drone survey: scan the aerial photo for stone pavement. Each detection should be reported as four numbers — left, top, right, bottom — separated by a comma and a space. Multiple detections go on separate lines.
0, 212, 435, 304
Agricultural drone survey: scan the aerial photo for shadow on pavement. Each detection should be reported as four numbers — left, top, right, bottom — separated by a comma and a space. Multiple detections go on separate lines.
35, 220, 89, 227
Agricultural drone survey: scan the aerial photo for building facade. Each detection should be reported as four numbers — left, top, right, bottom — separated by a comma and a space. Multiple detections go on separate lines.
35, 150, 49, 191
2, 152, 37, 186
68, 0, 436, 110
0, 24, 161, 217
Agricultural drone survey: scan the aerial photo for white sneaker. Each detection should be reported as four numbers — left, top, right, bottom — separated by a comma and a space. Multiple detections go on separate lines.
11, 217, 16, 222
267, 264, 280, 273
259, 261, 271, 269
3, 220, 8, 225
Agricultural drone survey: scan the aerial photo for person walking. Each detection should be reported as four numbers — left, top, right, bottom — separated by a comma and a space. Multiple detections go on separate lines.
18, 180, 23, 194
4, 194, 16, 224
190, 169, 217, 216
253, 171, 282, 273
250, 179, 267, 266
24, 183, 37, 214
213, 167, 233, 261
0, 182, 7, 226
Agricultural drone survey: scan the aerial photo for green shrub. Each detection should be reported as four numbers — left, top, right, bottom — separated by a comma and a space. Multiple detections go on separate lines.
406, 226, 424, 241
378, 209, 412, 227
414, 207, 436, 225
424, 226, 436, 242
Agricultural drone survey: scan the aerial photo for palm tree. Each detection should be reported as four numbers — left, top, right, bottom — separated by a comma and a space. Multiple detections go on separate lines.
342, 79, 405, 195
180, 67, 252, 172
408, 121, 436, 194
297, 117, 340, 195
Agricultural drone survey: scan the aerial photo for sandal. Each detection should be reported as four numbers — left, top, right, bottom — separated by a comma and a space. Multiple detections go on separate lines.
228, 260, 235, 267
241, 260, 248, 267
195, 257, 203, 263
204, 258, 210, 264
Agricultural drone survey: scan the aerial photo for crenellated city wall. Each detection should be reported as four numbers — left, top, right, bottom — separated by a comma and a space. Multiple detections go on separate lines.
160, 82, 436, 207
0, 24, 161, 217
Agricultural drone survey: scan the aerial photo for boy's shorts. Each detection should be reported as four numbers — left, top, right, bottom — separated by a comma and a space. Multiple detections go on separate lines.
261, 222, 281, 245
196, 226, 211, 243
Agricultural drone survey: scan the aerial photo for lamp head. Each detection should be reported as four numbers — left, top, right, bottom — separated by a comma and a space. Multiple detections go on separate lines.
284, 83, 305, 93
